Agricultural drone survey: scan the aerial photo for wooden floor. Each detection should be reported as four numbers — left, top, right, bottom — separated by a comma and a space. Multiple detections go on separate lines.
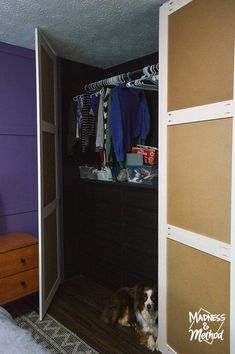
4, 276, 161, 354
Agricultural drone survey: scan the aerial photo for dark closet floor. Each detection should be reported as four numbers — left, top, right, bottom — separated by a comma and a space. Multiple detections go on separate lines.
4, 276, 161, 354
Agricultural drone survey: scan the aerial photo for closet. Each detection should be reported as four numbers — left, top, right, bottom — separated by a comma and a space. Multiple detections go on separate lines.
35, 0, 235, 353
61, 55, 159, 289
36, 27, 159, 321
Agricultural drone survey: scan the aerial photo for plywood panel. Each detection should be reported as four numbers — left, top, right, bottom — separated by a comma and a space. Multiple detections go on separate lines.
43, 131, 56, 207
168, 118, 232, 243
41, 46, 55, 124
44, 210, 58, 298
168, 0, 235, 111
167, 239, 230, 354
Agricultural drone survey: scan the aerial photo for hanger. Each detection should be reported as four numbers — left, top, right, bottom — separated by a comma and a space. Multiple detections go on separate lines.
74, 63, 159, 98
73, 93, 85, 102
126, 72, 158, 91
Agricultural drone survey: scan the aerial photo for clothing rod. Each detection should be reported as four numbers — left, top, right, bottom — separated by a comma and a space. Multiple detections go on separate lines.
82, 63, 159, 94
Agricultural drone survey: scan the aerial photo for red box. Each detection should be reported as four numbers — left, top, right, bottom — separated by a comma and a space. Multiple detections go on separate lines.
132, 146, 158, 165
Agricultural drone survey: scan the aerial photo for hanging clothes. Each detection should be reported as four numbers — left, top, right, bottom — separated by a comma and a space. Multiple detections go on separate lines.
104, 91, 113, 164
109, 84, 150, 162
67, 92, 100, 155
88, 93, 98, 137
103, 87, 111, 155
96, 88, 105, 149
81, 93, 90, 152
67, 100, 77, 155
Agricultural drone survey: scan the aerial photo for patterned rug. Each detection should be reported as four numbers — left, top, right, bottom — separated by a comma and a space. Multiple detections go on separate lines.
15, 311, 99, 354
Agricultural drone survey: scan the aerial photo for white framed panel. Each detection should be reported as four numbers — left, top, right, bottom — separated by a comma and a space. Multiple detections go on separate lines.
167, 0, 235, 111
168, 118, 232, 244
158, 1, 235, 353
35, 28, 61, 320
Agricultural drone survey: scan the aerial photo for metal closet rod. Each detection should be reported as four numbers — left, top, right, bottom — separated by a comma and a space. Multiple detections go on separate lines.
83, 63, 159, 93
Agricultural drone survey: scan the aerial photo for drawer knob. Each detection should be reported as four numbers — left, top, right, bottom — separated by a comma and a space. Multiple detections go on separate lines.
20, 258, 26, 265
20, 281, 27, 288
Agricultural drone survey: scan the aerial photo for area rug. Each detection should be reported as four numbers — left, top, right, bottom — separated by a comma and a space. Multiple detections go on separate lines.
15, 311, 99, 354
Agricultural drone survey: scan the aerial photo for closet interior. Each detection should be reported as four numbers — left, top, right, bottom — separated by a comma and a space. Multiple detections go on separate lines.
61, 52, 159, 291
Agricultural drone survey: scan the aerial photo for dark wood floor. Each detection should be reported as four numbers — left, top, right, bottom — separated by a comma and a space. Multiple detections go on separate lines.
4, 276, 161, 354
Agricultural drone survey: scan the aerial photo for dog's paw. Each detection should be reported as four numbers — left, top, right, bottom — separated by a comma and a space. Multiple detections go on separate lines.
147, 335, 157, 351
118, 318, 131, 327
155, 339, 159, 351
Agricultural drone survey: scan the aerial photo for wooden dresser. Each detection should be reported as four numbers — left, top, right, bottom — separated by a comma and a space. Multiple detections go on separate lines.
0, 233, 39, 305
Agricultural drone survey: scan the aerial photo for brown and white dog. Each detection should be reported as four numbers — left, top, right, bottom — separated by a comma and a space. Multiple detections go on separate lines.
101, 285, 158, 352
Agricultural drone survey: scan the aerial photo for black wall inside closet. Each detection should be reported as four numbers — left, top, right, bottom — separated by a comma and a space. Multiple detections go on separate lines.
61, 53, 158, 288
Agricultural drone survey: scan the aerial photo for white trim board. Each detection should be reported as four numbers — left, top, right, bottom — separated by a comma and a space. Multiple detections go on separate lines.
36, 27, 57, 57
167, 100, 233, 125
167, 225, 231, 262
161, 343, 177, 354
42, 121, 57, 134
35, 27, 44, 321
229, 43, 235, 354
158, 2, 169, 353
167, 0, 192, 15
43, 200, 59, 219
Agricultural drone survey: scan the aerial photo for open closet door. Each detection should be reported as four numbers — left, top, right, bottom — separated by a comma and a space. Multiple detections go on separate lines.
159, 1, 235, 354
35, 28, 61, 320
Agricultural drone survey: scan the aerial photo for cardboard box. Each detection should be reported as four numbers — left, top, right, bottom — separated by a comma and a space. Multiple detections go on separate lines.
131, 145, 158, 165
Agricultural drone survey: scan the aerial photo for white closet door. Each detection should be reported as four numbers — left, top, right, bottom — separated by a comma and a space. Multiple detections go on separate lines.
35, 28, 61, 319
158, 1, 235, 353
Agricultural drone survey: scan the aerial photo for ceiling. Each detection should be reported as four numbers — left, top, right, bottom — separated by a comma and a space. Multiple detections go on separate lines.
0, 0, 162, 68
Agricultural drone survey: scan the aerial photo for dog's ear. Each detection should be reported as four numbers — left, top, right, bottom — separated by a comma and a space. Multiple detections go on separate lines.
134, 284, 145, 301
125, 287, 136, 297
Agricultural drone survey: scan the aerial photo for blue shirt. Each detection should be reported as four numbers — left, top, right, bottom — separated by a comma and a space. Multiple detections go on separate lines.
109, 84, 150, 162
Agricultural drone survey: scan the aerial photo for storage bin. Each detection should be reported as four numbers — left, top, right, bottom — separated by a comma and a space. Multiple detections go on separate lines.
97, 167, 113, 181
132, 145, 158, 165
79, 166, 97, 180
126, 165, 157, 184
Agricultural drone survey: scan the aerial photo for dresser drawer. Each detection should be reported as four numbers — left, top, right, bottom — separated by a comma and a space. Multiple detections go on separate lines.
0, 244, 38, 278
0, 268, 39, 304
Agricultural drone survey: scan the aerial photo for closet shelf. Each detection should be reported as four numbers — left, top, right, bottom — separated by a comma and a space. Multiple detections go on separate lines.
78, 178, 158, 190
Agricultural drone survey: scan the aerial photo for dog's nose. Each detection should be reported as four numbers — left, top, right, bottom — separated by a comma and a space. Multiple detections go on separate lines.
147, 304, 152, 310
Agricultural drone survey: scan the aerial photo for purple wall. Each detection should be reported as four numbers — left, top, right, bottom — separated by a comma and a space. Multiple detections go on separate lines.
0, 42, 38, 236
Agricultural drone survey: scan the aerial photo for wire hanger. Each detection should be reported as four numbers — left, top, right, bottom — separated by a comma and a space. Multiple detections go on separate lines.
126, 64, 159, 91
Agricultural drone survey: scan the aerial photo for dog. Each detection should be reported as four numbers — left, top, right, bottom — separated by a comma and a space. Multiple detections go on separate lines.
134, 285, 158, 352
101, 284, 158, 352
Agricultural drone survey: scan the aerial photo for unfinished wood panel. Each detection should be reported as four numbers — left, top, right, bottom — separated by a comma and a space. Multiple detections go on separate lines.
168, 0, 235, 111
168, 118, 232, 243
43, 131, 56, 207
167, 239, 230, 354
44, 210, 58, 298
41, 46, 55, 124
